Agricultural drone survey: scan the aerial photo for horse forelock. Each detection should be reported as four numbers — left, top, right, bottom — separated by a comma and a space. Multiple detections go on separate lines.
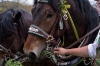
48, 0, 61, 13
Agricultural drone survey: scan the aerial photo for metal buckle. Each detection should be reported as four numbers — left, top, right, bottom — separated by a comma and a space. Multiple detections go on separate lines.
46, 35, 54, 43
63, 14, 68, 20
57, 62, 70, 66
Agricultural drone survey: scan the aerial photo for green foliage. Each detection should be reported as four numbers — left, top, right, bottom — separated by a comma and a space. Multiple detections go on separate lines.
60, 0, 70, 15
5, 59, 22, 66
95, 37, 100, 66
41, 50, 57, 64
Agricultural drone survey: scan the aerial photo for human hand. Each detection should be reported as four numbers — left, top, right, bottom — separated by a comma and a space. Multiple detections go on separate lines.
53, 47, 67, 56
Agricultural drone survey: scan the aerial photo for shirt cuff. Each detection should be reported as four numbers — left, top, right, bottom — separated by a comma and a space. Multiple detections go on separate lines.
88, 43, 98, 58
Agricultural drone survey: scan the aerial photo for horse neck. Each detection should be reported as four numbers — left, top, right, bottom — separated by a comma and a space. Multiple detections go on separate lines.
53, 0, 89, 47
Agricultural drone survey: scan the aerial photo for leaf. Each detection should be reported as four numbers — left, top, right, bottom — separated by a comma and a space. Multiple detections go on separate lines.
5, 59, 22, 66
50, 53, 57, 64
60, 0, 71, 15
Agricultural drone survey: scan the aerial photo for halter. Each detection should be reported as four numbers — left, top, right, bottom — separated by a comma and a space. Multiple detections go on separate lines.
28, 21, 59, 46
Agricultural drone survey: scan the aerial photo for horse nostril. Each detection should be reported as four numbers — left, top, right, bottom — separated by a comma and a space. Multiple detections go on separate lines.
29, 52, 36, 62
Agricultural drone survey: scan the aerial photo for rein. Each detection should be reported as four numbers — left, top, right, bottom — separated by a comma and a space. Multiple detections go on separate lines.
0, 45, 15, 58
67, 24, 100, 48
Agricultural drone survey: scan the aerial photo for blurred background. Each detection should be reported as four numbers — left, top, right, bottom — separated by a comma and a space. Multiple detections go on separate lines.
0, 0, 97, 13
0, 0, 33, 13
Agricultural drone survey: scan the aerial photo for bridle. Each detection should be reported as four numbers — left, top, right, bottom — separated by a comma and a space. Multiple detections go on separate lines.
30, 0, 63, 46
29, 0, 100, 66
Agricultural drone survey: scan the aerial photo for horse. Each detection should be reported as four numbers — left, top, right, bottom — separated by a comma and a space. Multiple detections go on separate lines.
23, 0, 99, 66
0, 8, 35, 66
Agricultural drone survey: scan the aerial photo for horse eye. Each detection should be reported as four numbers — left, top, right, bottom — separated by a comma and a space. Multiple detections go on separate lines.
47, 13, 54, 18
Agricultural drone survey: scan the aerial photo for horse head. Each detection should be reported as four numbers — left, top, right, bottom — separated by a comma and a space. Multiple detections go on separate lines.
0, 8, 32, 66
24, 0, 99, 65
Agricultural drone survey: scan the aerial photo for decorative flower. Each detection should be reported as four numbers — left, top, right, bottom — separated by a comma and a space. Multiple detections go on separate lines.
60, 0, 71, 15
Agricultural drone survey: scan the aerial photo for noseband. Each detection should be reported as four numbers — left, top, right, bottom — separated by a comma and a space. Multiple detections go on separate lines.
28, 19, 59, 46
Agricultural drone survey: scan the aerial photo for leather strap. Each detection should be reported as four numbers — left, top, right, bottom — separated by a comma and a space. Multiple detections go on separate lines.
0, 45, 15, 58
67, 25, 100, 49
28, 24, 58, 45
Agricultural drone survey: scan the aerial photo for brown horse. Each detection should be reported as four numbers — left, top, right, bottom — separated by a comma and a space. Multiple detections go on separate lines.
23, 0, 99, 66
0, 8, 35, 66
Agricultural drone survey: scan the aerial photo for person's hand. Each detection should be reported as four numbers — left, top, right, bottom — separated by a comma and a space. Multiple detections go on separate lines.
53, 47, 67, 55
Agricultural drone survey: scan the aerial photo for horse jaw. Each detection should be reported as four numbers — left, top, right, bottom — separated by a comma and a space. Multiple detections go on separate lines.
0, 53, 5, 66
0, 58, 4, 66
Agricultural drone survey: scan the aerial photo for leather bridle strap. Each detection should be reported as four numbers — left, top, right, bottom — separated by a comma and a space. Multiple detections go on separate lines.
36, 0, 60, 36
67, 25, 100, 48
28, 24, 58, 45
29, 24, 49, 39
0, 45, 15, 58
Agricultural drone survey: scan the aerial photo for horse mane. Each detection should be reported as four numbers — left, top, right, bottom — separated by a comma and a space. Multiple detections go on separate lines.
47, 0, 99, 43
73, 0, 99, 31
0, 8, 27, 42
73, 0, 99, 43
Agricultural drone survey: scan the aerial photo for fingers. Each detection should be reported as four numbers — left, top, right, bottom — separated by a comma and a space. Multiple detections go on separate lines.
54, 51, 59, 54
54, 48, 60, 54
54, 48, 60, 51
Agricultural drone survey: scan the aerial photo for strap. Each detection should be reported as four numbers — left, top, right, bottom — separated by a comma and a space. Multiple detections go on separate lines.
57, 57, 83, 66
28, 24, 49, 39
0, 45, 15, 58
67, 25, 100, 48
28, 25, 58, 45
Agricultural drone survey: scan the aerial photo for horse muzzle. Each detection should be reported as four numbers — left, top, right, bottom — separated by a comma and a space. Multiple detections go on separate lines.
29, 52, 37, 62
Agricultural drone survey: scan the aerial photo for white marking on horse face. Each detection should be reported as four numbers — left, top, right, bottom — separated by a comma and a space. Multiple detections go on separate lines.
24, 41, 46, 58
32, 43, 46, 58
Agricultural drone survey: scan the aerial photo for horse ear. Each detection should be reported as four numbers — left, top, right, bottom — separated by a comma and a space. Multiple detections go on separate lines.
31, 5, 36, 14
13, 12, 21, 21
